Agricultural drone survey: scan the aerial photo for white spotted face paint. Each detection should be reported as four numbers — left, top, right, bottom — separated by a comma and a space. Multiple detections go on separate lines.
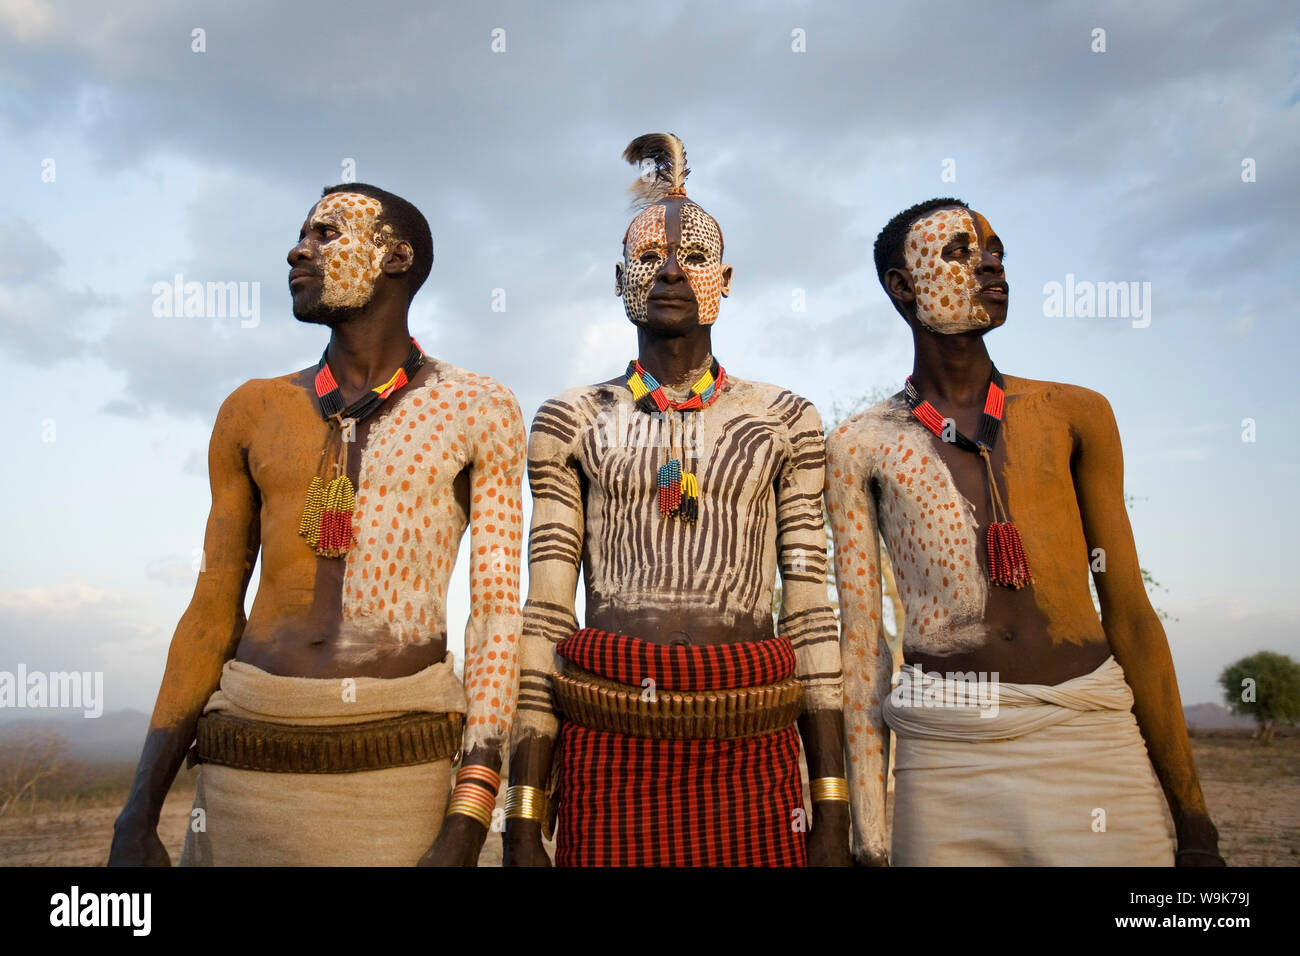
676, 202, 725, 326
619, 201, 727, 326
310, 192, 393, 309
904, 208, 1001, 334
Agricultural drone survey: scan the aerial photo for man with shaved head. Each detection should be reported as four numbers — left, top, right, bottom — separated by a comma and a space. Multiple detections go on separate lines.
503, 135, 850, 867
828, 197, 1223, 866
109, 184, 526, 866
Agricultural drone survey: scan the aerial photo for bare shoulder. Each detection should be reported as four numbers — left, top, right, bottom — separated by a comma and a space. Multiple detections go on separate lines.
726, 376, 821, 425
424, 360, 521, 412
826, 395, 911, 464
529, 384, 617, 451
1002, 374, 1116, 430
213, 373, 304, 436
540, 383, 619, 419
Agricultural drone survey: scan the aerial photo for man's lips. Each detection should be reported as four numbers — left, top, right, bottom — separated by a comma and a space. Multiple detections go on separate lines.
977, 282, 1009, 299
289, 270, 319, 288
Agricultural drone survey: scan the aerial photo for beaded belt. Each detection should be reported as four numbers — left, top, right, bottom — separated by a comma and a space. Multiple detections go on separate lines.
553, 665, 802, 741
192, 710, 463, 774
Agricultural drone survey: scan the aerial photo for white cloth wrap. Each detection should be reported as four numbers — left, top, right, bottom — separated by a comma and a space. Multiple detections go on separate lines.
180, 654, 467, 867
883, 656, 1174, 866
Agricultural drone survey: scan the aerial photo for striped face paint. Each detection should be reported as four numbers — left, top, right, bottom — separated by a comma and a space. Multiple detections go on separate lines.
310, 192, 392, 309
620, 201, 726, 326
904, 208, 998, 334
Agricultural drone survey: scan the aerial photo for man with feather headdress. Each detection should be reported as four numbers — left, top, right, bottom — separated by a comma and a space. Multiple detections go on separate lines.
501, 134, 850, 866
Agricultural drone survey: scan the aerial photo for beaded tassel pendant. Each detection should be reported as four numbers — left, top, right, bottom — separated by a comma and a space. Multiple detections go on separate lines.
628, 357, 724, 525
297, 476, 326, 547
655, 460, 699, 522
657, 459, 682, 517
298, 340, 424, 558
986, 520, 1032, 589
299, 473, 357, 557
678, 471, 699, 522
298, 424, 358, 558
978, 445, 1031, 589
315, 474, 356, 557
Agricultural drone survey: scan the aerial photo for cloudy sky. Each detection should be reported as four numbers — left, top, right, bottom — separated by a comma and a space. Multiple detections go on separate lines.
1, 0, 1296, 717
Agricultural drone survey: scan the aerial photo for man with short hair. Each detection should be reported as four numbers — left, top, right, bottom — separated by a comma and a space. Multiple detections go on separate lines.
828, 198, 1222, 866
502, 135, 850, 867
109, 183, 525, 866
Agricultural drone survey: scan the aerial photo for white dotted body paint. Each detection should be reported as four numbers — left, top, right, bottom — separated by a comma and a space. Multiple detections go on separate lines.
834, 403, 988, 656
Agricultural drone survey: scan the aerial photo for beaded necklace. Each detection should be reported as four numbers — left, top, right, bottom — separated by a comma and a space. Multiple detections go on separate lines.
298, 339, 425, 557
903, 367, 1032, 588
625, 357, 727, 522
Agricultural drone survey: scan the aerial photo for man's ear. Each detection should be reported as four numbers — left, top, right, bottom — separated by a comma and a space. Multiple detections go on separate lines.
382, 239, 415, 278
614, 262, 625, 297
884, 266, 916, 309
719, 264, 733, 298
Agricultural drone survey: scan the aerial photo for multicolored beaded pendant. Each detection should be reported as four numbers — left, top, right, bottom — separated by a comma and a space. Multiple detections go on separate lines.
625, 357, 727, 522
298, 339, 425, 557
904, 367, 1033, 589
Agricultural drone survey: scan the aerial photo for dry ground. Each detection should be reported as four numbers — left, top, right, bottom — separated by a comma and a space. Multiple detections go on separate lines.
0, 735, 1293, 866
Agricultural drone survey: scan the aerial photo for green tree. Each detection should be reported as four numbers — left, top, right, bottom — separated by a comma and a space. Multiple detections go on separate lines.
1218, 651, 1300, 745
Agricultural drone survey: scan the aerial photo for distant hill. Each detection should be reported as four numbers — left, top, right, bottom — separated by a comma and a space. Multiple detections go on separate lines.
1183, 702, 1257, 730
0, 709, 149, 762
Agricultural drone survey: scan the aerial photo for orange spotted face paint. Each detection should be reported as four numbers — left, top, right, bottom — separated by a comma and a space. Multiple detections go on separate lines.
619, 200, 727, 326
904, 208, 1006, 334
309, 192, 392, 309
621, 204, 667, 324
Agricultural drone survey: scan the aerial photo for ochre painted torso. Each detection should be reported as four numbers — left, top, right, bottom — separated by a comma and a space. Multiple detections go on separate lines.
232, 360, 521, 680
834, 376, 1110, 684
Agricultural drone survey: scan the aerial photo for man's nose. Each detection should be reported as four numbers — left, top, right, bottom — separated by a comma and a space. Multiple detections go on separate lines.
659, 250, 686, 281
975, 248, 1003, 275
287, 239, 312, 267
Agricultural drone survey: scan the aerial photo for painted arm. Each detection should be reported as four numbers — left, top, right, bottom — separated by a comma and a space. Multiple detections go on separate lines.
502, 398, 585, 866
423, 382, 526, 865
1073, 390, 1222, 865
777, 398, 850, 865
109, 384, 261, 866
825, 425, 892, 866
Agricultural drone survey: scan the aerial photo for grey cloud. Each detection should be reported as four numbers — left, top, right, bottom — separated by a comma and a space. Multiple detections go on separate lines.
0, 0, 1295, 422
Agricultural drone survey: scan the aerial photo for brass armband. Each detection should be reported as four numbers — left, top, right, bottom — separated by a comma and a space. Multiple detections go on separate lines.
447, 782, 496, 828
809, 776, 850, 803
504, 785, 547, 823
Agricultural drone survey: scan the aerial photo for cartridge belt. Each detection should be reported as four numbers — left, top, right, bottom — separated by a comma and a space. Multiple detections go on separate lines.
192, 710, 463, 774
553, 665, 802, 741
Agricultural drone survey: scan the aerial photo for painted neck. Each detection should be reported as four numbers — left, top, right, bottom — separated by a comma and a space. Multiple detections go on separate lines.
326, 314, 417, 395
909, 325, 995, 408
636, 325, 715, 395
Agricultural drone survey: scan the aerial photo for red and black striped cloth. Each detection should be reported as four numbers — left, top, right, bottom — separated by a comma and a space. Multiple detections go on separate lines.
554, 628, 806, 867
